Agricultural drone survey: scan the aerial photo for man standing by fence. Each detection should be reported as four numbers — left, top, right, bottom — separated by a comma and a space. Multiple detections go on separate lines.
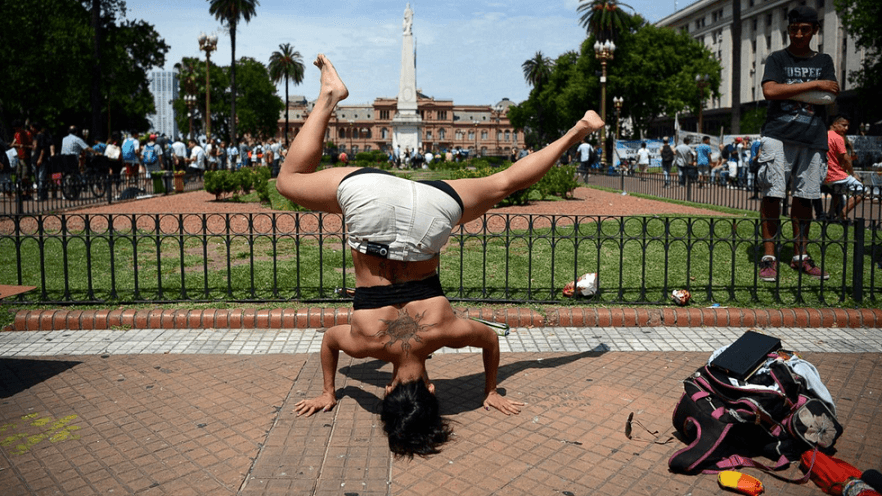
756, 5, 837, 282
675, 136, 696, 187
661, 137, 674, 188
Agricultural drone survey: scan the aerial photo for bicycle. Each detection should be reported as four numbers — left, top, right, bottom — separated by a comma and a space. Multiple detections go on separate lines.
54, 154, 112, 201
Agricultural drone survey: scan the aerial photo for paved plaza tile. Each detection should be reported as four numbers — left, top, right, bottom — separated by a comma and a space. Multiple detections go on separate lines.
1, 326, 880, 495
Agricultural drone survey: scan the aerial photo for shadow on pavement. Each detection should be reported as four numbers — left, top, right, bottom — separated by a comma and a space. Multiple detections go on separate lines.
0, 358, 82, 398
338, 345, 610, 416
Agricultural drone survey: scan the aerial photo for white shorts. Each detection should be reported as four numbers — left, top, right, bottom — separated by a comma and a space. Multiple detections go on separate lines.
826, 175, 864, 194
756, 137, 827, 200
337, 169, 463, 262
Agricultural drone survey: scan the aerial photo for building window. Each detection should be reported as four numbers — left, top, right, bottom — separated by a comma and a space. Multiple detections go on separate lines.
365, 145, 371, 152
512, 130, 518, 141
455, 130, 463, 140
338, 128, 345, 139
752, 18, 758, 31
439, 128, 446, 139
352, 146, 359, 154
381, 127, 388, 139
497, 131, 502, 140
426, 130, 432, 140
481, 130, 488, 140
380, 110, 389, 120
766, 34, 771, 51
468, 131, 475, 140
438, 111, 447, 120
505, 130, 511, 141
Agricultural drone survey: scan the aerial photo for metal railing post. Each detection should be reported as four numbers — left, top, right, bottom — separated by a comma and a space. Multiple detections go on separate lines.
852, 217, 865, 303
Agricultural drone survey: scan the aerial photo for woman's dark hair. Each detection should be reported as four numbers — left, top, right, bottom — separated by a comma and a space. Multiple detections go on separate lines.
380, 380, 452, 458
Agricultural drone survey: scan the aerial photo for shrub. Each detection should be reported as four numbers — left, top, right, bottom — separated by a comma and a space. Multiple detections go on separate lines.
204, 170, 224, 200
355, 150, 387, 163
203, 166, 273, 201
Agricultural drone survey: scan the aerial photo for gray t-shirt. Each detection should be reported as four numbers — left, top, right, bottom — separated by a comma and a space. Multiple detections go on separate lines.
674, 144, 694, 168
761, 48, 835, 150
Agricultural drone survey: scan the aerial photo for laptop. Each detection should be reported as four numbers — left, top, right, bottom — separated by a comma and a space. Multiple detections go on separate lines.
711, 331, 781, 380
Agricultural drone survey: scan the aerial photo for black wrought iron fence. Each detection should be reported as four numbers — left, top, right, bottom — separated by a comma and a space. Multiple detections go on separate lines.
1, 212, 879, 307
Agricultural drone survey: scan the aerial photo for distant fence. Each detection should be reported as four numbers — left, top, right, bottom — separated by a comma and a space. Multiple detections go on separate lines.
578, 165, 882, 222
0, 154, 205, 216
1, 211, 879, 307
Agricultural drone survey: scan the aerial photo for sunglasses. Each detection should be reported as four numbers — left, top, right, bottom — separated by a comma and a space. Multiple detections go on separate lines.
625, 412, 674, 444
788, 24, 815, 35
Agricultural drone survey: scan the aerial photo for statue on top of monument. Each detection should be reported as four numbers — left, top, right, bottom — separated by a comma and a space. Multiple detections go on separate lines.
403, 3, 413, 34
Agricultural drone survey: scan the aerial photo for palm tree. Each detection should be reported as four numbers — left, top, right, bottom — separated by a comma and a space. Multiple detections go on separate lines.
208, 0, 260, 147
268, 43, 305, 146
521, 51, 554, 88
577, 0, 634, 42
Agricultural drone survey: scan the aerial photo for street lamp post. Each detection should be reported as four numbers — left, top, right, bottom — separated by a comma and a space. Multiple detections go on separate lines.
198, 32, 218, 141
348, 119, 354, 155
474, 122, 478, 159
613, 96, 624, 140
184, 94, 197, 140
695, 74, 710, 135
593, 39, 616, 168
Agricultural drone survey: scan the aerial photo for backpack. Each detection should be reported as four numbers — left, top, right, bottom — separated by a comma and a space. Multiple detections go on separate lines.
722, 143, 734, 161
142, 144, 158, 165
669, 356, 842, 479
660, 144, 674, 163
588, 145, 598, 165
749, 142, 762, 174
122, 138, 137, 161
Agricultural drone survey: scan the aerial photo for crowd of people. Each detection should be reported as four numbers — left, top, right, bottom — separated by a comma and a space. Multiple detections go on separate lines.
0, 122, 288, 201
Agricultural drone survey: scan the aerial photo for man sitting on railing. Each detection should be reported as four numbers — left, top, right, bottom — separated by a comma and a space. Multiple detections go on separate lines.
276, 54, 604, 458
825, 114, 863, 220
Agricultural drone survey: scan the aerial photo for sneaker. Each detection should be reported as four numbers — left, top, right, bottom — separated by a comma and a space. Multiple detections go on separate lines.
759, 258, 778, 282
790, 257, 830, 280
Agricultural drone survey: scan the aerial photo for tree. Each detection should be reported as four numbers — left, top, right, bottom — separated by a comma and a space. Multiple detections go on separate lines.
230, 57, 284, 140
610, 24, 721, 135
0, 0, 166, 140
577, 0, 635, 41
522, 51, 554, 88
173, 57, 229, 140
268, 43, 305, 146
509, 19, 721, 143
834, 0, 882, 118
209, 0, 260, 148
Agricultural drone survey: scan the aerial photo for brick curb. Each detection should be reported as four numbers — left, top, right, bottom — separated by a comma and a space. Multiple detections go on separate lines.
6, 307, 882, 331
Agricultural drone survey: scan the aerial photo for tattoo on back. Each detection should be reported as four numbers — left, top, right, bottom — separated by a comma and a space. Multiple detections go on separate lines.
376, 309, 436, 355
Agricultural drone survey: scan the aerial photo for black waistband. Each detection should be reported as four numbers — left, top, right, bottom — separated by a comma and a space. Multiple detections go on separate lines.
352, 273, 445, 310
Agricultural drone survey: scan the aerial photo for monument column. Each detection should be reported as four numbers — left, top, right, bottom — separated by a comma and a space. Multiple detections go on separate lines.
392, 3, 422, 156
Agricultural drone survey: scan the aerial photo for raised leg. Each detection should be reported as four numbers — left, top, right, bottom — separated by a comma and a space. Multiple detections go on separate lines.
276, 54, 359, 213
447, 111, 604, 224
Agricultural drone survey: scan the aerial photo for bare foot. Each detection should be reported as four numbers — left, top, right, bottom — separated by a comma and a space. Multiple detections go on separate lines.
573, 110, 604, 139
314, 54, 349, 104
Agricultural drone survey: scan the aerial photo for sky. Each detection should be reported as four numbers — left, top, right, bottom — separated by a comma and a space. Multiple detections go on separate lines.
128, 0, 683, 106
